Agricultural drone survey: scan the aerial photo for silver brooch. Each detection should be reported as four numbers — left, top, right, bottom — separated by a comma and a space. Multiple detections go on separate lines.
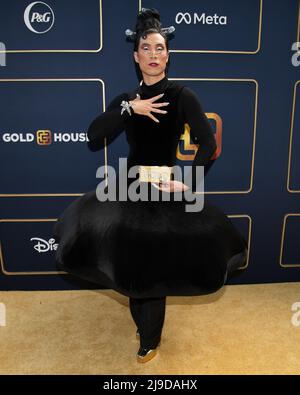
120, 100, 133, 116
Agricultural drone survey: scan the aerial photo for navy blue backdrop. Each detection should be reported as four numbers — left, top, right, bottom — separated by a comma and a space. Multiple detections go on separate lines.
0, 0, 300, 290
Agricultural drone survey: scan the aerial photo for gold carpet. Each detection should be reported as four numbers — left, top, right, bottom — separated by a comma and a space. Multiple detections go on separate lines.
0, 282, 299, 375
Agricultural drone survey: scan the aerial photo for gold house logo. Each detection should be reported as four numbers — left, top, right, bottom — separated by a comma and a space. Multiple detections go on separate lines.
36, 130, 52, 145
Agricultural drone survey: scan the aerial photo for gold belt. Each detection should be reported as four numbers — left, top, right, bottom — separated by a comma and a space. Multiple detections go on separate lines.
138, 165, 173, 183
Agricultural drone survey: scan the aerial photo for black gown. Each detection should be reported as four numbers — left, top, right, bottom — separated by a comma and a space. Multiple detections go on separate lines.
53, 75, 248, 298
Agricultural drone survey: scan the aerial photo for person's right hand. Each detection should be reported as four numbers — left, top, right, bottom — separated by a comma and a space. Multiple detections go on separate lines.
129, 93, 169, 123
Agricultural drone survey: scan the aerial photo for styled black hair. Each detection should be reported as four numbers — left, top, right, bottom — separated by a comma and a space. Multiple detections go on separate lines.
126, 8, 175, 82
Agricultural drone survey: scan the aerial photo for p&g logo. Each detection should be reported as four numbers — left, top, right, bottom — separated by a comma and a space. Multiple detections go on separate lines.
24, 1, 55, 34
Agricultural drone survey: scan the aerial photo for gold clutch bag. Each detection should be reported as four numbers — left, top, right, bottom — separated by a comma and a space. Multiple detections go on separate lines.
138, 165, 173, 183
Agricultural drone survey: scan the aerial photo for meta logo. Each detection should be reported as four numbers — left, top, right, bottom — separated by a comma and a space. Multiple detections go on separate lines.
24, 1, 55, 34
175, 12, 227, 25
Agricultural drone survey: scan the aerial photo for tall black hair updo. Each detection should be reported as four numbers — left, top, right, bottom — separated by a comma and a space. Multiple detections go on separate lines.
125, 8, 175, 82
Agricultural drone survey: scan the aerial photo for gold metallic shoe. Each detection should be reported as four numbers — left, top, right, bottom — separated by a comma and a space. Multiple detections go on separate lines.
137, 346, 159, 363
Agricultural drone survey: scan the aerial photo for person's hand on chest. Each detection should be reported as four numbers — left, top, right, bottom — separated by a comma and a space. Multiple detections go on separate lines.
129, 93, 170, 123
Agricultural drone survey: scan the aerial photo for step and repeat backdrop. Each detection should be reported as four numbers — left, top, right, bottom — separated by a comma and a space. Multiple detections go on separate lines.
0, 0, 300, 290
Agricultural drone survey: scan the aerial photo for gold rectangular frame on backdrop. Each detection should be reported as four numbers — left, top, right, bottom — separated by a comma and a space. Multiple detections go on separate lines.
279, 214, 300, 268
0, 219, 66, 275
123, 78, 257, 195
0, 0, 103, 53
0, 216, 251, 275
287, 81, 300, 193
139, 0, 263, 54
0, 78, 105, 197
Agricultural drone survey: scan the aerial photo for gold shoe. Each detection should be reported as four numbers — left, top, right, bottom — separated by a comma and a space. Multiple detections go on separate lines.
136, 345, 159, 363
136, 329, 140, 340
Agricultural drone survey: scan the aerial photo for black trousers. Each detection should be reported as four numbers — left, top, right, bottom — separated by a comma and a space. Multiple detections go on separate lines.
129, 296, 166, 349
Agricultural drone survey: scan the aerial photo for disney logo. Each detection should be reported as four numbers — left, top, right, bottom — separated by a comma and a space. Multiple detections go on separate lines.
30, 237, 58, 253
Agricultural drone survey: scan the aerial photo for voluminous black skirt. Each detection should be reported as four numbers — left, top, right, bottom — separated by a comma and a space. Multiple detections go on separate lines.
53, 181, 248, 298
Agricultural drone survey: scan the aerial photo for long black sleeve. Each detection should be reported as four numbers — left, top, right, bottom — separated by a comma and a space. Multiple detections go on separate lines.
87, 92, 131, 151
178, 86, 217, 191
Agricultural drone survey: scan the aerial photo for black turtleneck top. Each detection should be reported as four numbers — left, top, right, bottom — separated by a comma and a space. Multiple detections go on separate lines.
87, 75, 217, 190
